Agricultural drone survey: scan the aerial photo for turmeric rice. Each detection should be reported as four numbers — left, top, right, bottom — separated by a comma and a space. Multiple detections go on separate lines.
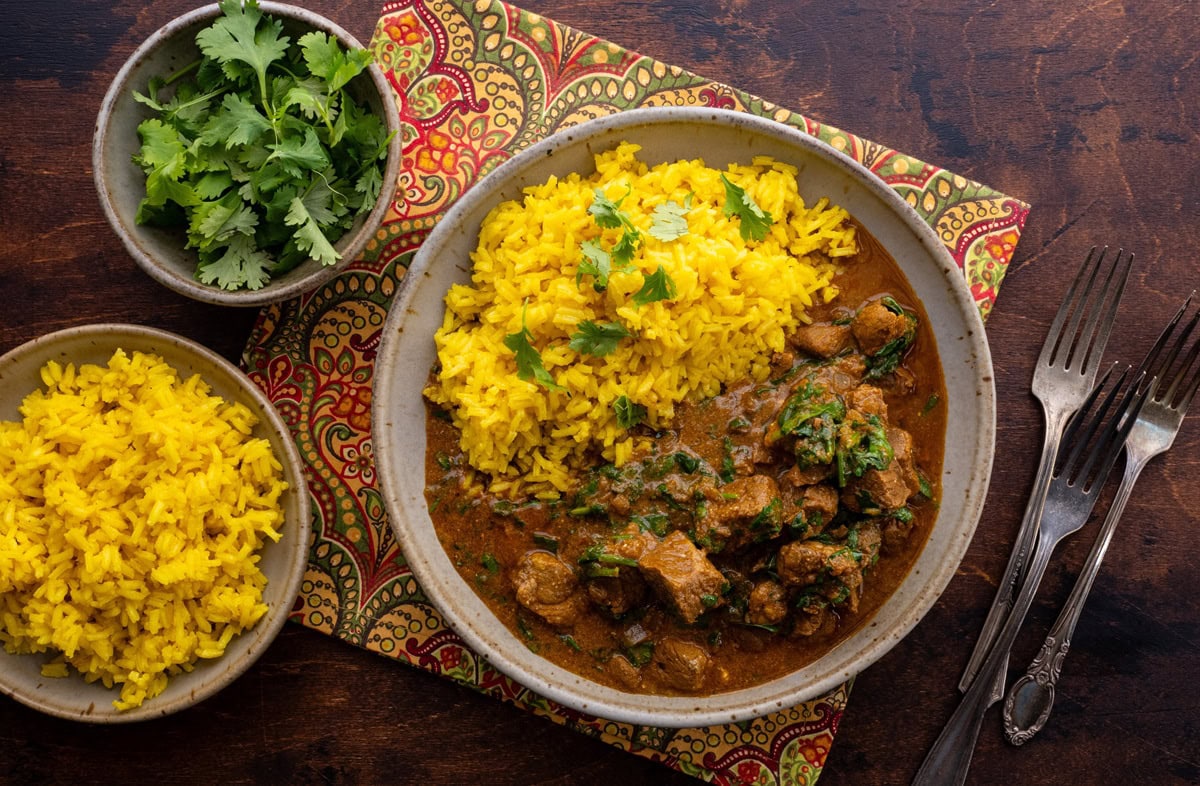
0, 349, 287, 710
425, 142, 858, 498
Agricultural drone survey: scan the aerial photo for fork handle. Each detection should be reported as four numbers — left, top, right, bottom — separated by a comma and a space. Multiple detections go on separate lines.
959, 404, 1070, 693
914, 532, 1059, 786
1002, 454, 1148, 744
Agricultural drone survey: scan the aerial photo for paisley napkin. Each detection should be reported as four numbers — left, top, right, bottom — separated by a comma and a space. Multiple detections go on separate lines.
241, 0, 1030, 782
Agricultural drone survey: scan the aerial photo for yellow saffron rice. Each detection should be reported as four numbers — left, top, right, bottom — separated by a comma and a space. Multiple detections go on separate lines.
426, 142, 858, 498
0, 349, 287, 710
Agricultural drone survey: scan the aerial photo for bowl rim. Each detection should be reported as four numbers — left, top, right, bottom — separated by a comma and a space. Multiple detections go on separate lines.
373, 106, 995, 727
92, 1, 403, 307
0, 323, 312, 722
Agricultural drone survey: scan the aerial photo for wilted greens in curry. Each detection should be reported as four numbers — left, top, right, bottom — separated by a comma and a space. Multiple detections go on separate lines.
425, 233, 946, 695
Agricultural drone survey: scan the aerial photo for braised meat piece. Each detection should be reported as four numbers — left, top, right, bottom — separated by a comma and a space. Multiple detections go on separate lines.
846, 385, 888, 418
746, 580, 788, 627
514, 551, 586, 628
587, 569, 646, 617
852, 298, 913, 356
887, 426, 921, 495
698, 475, 782, 551
650, 637, 711, 691
789, 323, 852, 358
637, 531, 727, 623
776, 539, 858, 588
842, 464, 911, 512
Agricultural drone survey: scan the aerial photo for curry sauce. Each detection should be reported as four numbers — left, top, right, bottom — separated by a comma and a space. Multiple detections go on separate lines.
424, 226, 946, 695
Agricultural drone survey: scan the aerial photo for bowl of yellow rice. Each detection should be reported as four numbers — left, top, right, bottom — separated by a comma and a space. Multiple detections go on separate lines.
0, 324, 310, 722
372, 107, 994, 726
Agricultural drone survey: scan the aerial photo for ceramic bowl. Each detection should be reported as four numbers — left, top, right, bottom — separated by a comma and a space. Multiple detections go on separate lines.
0, 324, 311, 722
93, 2, 402, 307
372, 107, 995, 727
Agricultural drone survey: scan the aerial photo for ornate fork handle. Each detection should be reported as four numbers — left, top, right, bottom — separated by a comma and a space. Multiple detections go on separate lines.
1002, 451, 1147, 743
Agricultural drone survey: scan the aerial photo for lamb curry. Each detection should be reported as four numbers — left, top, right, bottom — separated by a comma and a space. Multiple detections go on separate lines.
424, 229, 946, 696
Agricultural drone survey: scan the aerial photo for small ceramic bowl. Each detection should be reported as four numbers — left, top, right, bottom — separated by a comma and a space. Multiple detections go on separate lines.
372, 107, 996, 727
93, 2, 403, 307
0, 324, 311, 722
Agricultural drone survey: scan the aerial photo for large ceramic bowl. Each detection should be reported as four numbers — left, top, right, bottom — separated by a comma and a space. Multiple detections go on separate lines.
0, 324, 311, 722
372, 107, 995, 727
93, 2, 402, 307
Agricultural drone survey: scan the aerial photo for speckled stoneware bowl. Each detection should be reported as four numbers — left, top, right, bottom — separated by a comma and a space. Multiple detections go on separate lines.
93, 2, 402, 307
372, 107, 996, 727
0, 324, 311, 722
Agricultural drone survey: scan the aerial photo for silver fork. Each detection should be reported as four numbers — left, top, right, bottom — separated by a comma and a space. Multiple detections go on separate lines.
1003, 294, 1200, 744
913, 368, 1154, 786
960, 247, 1135, 696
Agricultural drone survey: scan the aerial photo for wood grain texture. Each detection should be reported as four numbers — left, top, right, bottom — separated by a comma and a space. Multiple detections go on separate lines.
2, 1, 1198, 783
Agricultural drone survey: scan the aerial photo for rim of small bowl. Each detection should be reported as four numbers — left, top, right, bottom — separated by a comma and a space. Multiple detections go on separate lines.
92, 2, 403, 307
373, 106, 996, 727
0, 324, 311, 722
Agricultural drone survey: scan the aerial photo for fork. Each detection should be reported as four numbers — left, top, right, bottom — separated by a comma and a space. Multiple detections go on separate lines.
960, 247, 1135, 696
912, 367, 1153, 786
1003, 294, 1200, 744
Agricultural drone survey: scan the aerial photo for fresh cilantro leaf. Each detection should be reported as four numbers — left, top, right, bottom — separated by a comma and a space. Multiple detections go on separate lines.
268, 127, 330, 176
576, 239, 613, 291
195, 0, 290, 101
631, 265, 678, 307
569, 321, 632, 357
613, 396, 647, 429
283, 76, 335, 124
197, 234, 273, 291
504, 306, 565, 392
285, 195, 341, 266
200, 92, 272, 148
589, 187, 631, 230
188, 196, 258, 251
298, 30, 372, 92
611, 227, 641, 268
649, 195, 692, 241
720, 173, 774, 242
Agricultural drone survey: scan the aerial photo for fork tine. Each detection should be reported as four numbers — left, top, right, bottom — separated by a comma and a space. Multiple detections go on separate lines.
1134, 293, 1199, 400
1057, 363, 1125, 475
1171, 319, 1200, 411
1071, 248, 1135, 374
1072, 371, 1154, 493
1043, 246, 1103, 366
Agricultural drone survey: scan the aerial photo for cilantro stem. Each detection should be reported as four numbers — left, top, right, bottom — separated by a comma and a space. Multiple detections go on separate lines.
162, 58, 203, 87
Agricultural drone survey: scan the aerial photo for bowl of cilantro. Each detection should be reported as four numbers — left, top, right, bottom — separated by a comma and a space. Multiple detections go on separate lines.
94, 0, 402, 306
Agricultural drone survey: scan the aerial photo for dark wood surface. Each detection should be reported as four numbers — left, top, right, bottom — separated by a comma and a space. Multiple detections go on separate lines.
3, 1, 1199, 783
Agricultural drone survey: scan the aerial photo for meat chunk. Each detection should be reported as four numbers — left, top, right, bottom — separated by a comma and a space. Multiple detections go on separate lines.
785, 483, 839, 535
605, 653, 643, 691
789, 323, 852, 358
587, 569, 646, 617
782, 463, 834, 487
650, 637, 711, 692
699, 475, 782, 551
852, 299, 913, 356
637, 531, 727, 623
513, 551, 585, 628
842, 463, 912, 513
776, 539, 857, 588
846, 385, 888, 419
746, 580, 788, 627
887, 426, 921, 496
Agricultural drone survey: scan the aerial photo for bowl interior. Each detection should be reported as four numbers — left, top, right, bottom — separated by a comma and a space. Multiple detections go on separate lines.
372, 107, 995, 727
93, 2, 402, 307
0, 324, 311, 722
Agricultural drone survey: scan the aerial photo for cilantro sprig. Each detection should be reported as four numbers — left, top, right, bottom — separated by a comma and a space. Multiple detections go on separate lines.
720, 173, 774, 242
569, 321, 633, 357
131, 0, 394, 291
504, 304, 565, 392
632, 265, 678, 307
648, 194, 692, 241
577, 188, 642, 290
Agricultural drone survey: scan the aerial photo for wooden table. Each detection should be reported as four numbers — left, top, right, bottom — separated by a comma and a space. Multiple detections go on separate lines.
3, 1, 1199, 783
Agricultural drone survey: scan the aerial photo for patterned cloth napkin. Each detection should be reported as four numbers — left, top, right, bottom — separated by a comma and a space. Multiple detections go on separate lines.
241, 0, 1030, 782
